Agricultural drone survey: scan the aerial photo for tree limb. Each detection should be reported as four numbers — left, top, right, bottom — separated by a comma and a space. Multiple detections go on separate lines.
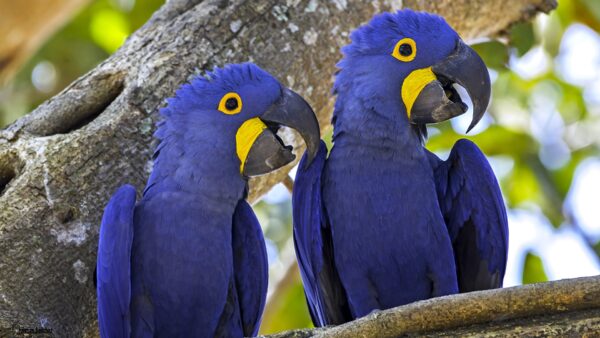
0, 0, 556, 336
265, 276, 600, 337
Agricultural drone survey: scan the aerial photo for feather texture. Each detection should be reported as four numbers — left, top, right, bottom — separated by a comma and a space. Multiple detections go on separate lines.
293, 141, 351, 326
293, 10, 508, 326
428, 139, 508, 291
97, 184, 136, 338
232, 200, 269, 336
97, 63, 280, 337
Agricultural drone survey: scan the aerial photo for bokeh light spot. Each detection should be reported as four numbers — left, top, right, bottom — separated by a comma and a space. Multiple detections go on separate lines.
90, 9, 130, 53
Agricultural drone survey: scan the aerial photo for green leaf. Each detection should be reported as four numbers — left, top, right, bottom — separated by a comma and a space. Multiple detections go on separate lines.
471, 40, 509, 71
522, 251, 549, 284
510, 22, 535, 57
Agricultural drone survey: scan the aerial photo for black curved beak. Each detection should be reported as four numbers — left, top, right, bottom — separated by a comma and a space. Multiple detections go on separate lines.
241, 88, 320, 177
409, 40, 491, 133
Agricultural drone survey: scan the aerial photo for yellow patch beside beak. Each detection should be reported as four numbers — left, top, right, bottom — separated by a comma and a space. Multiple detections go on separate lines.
401, 67, 437, 117
236, 117, 267, 173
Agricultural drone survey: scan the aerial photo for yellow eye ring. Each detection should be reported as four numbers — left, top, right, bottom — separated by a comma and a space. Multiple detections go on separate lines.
392, 38, 417, 62
218, 92, 242, 115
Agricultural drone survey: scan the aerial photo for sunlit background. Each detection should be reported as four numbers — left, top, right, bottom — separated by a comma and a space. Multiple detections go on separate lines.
1, 0, 600, 334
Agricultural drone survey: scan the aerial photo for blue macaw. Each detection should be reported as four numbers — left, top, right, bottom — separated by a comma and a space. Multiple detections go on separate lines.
293, 10, 509, 326
96, 63, 320, 337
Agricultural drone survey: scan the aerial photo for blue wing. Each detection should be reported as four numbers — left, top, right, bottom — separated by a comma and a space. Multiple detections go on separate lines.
293, 141, 351, 326
429, 139, 508, 291
96, 185, 136, 338
232, 200, 268, 336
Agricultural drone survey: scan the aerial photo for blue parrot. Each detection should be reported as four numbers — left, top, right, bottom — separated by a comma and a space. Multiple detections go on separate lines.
293, 10, 509, 326
96, 63, 320, 337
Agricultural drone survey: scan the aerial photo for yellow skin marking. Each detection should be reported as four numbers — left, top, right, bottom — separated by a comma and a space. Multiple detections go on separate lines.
401, 67, 437, 117
218, 92, 243, 115
392, 38, 417, 62
391, 37, 437, 117
236, 117, 267, 173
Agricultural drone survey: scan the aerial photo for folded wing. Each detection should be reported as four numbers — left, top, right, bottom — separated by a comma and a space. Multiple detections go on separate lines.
232, 200, 269, 336
97, 185, 137, 338
429, 139, 508, 291
293, 141, 351, 326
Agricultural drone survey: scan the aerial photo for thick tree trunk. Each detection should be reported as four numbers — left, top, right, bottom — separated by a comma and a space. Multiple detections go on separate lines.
0, 0, 556, 336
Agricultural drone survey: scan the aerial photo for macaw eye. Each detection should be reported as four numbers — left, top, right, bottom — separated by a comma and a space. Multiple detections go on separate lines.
218, 92, 242, 115
225, 98, 238, 110
399, 44, 412, 56
392, 38, 417, 62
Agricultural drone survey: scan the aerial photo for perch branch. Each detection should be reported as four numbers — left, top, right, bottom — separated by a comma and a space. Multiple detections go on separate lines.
264, 275, 600, 337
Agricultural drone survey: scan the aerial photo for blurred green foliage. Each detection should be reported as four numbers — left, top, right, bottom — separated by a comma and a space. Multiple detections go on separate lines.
0, 0, 164, 126
260, 280, 314, 334
429, 0, 600, 229
522, 251, 549, 284
2, 0, 600, 334
510, 22, 536, 57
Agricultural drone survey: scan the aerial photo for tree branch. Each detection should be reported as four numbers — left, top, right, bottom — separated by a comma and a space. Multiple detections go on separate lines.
0, 0, 556, 336
265, 276, 600, 337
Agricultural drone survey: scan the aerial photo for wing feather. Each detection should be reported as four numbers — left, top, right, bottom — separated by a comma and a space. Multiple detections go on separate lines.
293, 141, 351, 326
232, 200, 268, 336
97, 184, 137, 338
429, 139, 508, 291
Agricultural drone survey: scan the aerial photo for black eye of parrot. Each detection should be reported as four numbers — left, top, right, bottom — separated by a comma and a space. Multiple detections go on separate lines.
225, 98, 239, 110
399, 43, 412, 57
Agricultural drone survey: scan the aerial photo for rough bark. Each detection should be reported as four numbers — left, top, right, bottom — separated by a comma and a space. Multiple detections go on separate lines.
0, 0, 556, 336
0, 0, 91, 85
264, 276, 600, 337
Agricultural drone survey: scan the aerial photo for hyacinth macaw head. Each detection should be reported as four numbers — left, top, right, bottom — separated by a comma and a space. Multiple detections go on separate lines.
156, 63, 320, 179
334, 10, 490, 133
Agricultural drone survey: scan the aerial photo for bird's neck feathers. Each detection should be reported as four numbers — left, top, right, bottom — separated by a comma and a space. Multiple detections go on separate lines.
143, 117, 247, 206
331, 60, 424, 152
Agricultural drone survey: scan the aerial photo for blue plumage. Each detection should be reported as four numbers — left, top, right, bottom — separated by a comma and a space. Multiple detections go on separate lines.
293, 10, 508, 325
97, 63, 320, 337
97, 185, 135, 337
232, 200, 269, 337
428, 140, 508, 291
